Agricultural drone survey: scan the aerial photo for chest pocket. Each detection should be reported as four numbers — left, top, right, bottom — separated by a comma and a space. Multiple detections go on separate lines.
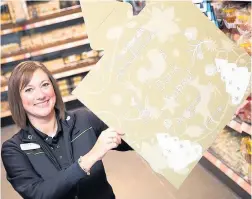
26, 148, 59, 179
71, 126, 97, 160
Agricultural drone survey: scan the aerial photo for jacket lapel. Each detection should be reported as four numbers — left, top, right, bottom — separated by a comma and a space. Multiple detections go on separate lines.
61, 111, 76, 164
21, 126, 38, 143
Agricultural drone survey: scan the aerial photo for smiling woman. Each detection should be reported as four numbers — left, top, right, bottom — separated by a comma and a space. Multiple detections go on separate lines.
8, 61, 64, 129
1, 61, 133, 199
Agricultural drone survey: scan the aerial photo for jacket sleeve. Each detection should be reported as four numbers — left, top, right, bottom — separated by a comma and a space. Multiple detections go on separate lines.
1, 140, 88, 199
85, 108, 133, 151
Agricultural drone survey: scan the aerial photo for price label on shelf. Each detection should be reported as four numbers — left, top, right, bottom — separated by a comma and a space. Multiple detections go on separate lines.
5, 57, 14, 63
24, 53, 30, 59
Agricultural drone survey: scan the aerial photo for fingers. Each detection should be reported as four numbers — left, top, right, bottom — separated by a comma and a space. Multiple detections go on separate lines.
114, 135, 121, 145
105, 127, 125, 136
99, 127, 124, 152
115, 130, 125, 136
105, 128, 123, 145
107, 135, 121, 145
106, 131, 118, 138
108, 142, 119, 150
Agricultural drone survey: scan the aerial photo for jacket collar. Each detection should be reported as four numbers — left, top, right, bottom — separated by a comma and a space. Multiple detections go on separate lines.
21, 111, 76, 143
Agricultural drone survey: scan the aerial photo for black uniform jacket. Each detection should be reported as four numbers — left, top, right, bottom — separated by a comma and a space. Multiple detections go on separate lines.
1, 108, 132, 199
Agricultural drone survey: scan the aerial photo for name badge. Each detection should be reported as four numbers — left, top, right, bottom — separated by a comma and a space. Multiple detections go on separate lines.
20, 143, 41, 151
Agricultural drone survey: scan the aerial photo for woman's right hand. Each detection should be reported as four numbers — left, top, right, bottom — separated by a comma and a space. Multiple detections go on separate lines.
78, 128, 124, 173
90, 127, 125, 161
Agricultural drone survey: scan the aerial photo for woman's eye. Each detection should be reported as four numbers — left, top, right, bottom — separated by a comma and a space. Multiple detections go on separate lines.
42, 83, 50, 87
25, 88, 33, 93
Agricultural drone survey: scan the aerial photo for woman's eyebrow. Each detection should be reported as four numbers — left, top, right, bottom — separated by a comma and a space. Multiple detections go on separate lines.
40, 80, 49, 84
23, 79, 49, 89
23, 84, 34, 88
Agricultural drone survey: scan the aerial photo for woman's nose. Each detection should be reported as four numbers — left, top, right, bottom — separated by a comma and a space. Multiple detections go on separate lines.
35, 88, 46, 100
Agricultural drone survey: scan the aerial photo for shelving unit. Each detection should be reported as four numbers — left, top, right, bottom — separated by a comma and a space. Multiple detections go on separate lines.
1, 5, 82, 35
204, 151, 251, 195
226, 99, 251, 136
227, 120, 251, 136
53, 62, 96, 79
1, 35, 89, 64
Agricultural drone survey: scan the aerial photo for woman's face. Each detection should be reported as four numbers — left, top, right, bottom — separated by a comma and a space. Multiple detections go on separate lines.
20, 69, 56, 120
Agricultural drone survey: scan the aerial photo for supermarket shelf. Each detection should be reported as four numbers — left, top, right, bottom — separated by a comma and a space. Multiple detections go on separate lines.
1, 86, 8, 93
204, 151, 251, 195
53, 63, 96, 79
227, 120, 251, 136
228, 99, 251, 135
1, 61, 97, 93
31, 36, 89, 57
1, 95, 78, 118
1, 110, 11, 118
1, 35, 89, 64
1, 5, 82, 35
63, 95, 77, 103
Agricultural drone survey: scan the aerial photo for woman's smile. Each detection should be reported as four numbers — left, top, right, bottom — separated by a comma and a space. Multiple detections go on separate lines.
34, 99, 50, 107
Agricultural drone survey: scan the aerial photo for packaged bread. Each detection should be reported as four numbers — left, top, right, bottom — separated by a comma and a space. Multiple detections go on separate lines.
57, 79, 68, 87
58, 84, 70, 92
4, 71, 12, 80
48, 29, 63, 43
237, 32, 252, 55
72, 76, 82, 83
1, 101, 9, 112
72, 24, 86, 38
31, 33, 44, 47
81, 52, 88, 60
43, 58, 65, 73
1, 43, 20, 55
222, 5, 237, 29
21, 36, 33, 50
87, 50, 99, 58
72, 76, 83, 87
63, 54, 81, 65
31, 1, 60, 17
1, 75, 8, 85
235, 8, 251, 35
241, 137, 252, 183
1, 12, 11, 24
60, 89, 70, 97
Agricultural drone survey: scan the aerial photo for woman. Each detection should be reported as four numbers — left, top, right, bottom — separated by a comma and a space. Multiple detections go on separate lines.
1, 61, 132, 199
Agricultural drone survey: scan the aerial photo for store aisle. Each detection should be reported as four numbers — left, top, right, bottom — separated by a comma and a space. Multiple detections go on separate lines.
1, 125, 241, 199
